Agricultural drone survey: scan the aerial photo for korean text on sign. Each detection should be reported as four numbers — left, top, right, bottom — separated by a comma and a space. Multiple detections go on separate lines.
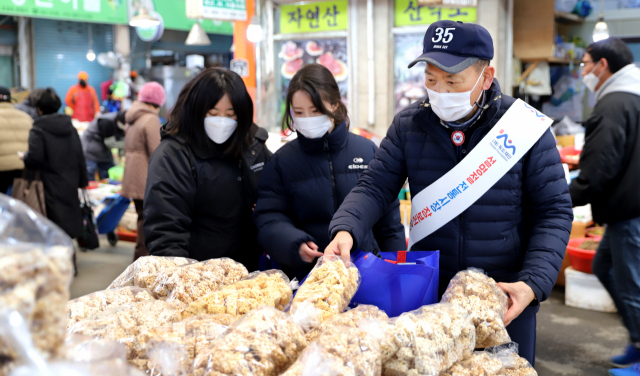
394, 0, 476, 27
280, 0, 348, 34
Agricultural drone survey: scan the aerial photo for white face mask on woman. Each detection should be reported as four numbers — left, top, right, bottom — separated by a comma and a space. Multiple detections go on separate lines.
293, 115, 333, 139
204, 116, 238, 144
427, 68, 485, 122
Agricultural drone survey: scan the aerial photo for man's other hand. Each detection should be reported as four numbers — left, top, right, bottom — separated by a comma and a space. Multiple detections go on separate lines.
497, 281, 536, 326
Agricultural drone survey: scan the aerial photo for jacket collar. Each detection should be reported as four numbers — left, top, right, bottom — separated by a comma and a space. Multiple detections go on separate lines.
0, 102, 13, 109
297, 121, 349, 153
412, 79, 504, 162
596, 64, 640, 101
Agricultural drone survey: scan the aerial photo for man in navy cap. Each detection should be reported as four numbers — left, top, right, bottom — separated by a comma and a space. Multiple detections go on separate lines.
326, 21, 572, 364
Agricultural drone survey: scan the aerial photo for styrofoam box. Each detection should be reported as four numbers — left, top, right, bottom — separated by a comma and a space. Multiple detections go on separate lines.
565, 267, 617, 313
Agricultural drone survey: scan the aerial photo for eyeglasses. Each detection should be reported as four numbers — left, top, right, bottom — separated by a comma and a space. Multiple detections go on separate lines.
580, 60, 594, 67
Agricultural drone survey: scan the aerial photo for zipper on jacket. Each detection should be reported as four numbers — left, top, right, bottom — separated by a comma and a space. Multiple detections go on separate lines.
324, 138, 339, 212
458, 213, 465, 271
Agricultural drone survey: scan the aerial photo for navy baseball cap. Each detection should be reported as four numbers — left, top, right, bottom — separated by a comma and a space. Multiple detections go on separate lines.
408, 20, 494, 73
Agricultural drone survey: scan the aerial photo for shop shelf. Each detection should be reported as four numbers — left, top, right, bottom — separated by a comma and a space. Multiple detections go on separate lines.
554, 10, 586, 24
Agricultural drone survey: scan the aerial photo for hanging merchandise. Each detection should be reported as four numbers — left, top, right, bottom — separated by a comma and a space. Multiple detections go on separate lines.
522, 62, 552, 96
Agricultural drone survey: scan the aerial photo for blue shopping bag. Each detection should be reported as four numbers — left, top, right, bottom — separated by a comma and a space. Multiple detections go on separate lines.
349, 249, 439, 317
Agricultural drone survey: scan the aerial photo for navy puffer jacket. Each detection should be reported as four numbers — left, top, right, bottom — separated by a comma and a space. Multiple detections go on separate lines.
253, 122, 406, 281
330, 81, 573, 301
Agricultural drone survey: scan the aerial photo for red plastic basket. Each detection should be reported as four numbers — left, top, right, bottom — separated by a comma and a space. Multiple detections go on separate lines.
567, 238, 597, 274
585, 227, 604, 241
560, 146, 581, 165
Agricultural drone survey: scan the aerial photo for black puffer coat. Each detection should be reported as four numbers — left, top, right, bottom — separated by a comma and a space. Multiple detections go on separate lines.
144, 124, 271, 272
23, 114, 88, 238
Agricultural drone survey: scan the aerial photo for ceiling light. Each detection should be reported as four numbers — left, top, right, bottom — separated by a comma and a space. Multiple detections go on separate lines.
592, 0, 609, 42
186, 22, 211, 46
86, 48, 96, 61
246, 16, 262, 43
130, 7, 160, 28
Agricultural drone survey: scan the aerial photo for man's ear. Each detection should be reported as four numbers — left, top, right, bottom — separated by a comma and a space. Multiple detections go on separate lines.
600, 58, 611, 74
483, 66, 496, 90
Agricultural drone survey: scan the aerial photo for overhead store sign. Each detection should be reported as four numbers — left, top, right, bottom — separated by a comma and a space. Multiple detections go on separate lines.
416, 0, 477, 7
394, 0, 476, 27
0, 0, 128, 24
152, 0, 234, 35
203, 0, 246, 21
280, 0, 348, 34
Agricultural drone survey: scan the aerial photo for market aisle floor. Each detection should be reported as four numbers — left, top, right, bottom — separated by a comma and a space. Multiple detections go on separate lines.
71, 241, 627, 376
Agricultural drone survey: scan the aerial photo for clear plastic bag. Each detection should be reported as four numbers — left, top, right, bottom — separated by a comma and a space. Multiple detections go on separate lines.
381, 303, 476, 376
0, 195, 74, 361
485, 343, 538, 376
182, 270, 294, 319
290, 255, 361, 331
107, 256, 195, 290
304, 305, 389, 343
136, 314, 231, 373
67, 300, 183, 362
0, 311, 144, 376
281, 325, 382, 376
67, 287, 156, 328
149, 258, 249, 304
441, 352, 504, 376
191, 306, 307, 376
441, 268, 511, 348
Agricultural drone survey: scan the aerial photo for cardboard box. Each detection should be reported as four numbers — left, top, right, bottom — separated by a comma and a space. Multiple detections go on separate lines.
555, 135, 575, 148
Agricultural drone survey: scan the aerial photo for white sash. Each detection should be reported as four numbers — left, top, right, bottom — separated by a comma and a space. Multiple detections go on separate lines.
408, 99, 553, 250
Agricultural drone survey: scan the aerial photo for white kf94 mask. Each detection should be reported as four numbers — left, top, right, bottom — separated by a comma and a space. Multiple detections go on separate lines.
293, 115, 333, 139
204, 116, 238, 144
427, 68, 486, 122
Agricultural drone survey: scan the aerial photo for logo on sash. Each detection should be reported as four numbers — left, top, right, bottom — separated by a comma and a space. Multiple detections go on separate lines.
451, 131, 465, 146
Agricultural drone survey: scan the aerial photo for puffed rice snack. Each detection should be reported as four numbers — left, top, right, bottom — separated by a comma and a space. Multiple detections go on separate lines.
192, 306, 307, 376
441, 269, 511, 348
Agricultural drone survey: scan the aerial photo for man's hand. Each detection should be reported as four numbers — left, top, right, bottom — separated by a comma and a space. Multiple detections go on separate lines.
497, 281, 536, 326
299, 241, 323, 263
324, 231, 353, 261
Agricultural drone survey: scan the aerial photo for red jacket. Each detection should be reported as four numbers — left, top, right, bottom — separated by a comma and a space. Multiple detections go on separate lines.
65, 84, 100, 122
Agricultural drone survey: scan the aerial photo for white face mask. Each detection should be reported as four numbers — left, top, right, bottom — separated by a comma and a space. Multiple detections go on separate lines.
204, 116, 238, 144
293, 115, 333, 139
582, 61, 603, 92
427, 68, 485, 122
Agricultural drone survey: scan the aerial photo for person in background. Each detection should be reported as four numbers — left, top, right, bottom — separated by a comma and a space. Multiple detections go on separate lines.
0, 86, 33, 194
253, 64, 405, 281
569, 38, 640, 376
121, 82, 165, 262
65, 71, 101, 122
23, 88, 88, 240
143, 68, 271, 272
82, 110, 126, 182
15, 89, 43, 120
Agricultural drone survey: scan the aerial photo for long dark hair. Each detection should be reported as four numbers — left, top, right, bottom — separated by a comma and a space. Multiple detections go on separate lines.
166, 68, 253, 157
282, 64, 349, 131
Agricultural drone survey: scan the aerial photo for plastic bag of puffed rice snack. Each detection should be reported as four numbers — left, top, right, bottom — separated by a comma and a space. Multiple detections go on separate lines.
181, 270, 294, 319
304, 305, 388, 343
380, 303, 476, 376
0, 311, 145, 376
485, 343, 538, 376
149, 258, 248, 304
281, 325, 382, 376
67, 287, 156, 328
0, 195, 74, 364
67, 300, 184, 362
290, 255, 361, 332
191, 306, 308, 376
107, 256, 196, 291
135, 314, 231, 373
441, 268, 511, 348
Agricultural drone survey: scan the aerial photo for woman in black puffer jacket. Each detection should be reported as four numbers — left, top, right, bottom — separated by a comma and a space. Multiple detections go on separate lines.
253, 64, 405, 281
143, 68, 271, 272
